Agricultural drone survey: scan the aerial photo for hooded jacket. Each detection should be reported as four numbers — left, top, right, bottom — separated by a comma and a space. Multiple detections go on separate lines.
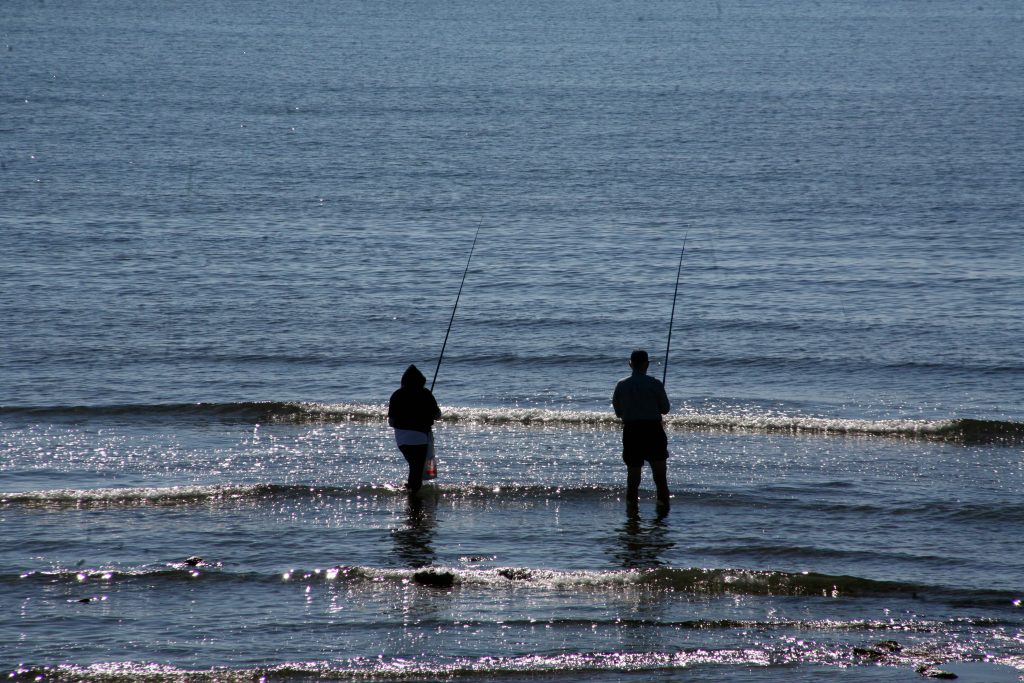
387, 365, 441, 433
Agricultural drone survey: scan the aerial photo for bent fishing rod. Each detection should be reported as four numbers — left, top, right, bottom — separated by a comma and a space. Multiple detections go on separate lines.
431, 224, 481, 392
662, 234, 688, 387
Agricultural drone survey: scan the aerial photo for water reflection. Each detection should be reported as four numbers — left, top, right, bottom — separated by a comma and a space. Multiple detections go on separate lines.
392, 492, 438, 568
612, 510, 675, 569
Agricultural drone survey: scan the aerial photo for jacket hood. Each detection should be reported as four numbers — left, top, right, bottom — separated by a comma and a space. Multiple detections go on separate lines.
401, 364, 427, 388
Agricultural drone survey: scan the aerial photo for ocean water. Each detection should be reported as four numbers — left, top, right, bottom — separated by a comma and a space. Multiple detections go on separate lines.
2, 0, 1023, 680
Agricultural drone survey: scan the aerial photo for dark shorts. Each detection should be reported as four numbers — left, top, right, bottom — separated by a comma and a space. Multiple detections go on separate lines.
621, 420, 669, 468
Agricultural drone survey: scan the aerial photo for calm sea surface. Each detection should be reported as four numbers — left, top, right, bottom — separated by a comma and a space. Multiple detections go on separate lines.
2, 0, 1023, 680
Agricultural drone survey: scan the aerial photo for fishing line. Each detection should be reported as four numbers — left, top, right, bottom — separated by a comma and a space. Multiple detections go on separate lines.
662, 234, 688, 387
431, 223, 481, 392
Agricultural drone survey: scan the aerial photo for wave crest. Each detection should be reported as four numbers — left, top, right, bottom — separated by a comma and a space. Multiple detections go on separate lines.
2, 402, 1021, 444
12, 561, 1014, 605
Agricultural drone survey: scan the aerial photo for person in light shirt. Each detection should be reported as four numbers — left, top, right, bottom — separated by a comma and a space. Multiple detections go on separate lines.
387, 364, 441, 493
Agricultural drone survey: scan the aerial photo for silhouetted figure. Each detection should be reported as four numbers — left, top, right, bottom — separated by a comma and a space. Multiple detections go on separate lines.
388, 364, 441, 493
612, 349, 671, 512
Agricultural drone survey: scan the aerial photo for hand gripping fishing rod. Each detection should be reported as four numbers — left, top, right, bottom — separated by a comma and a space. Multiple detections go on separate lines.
431, 225, 481, 392
662, 234, 688, 387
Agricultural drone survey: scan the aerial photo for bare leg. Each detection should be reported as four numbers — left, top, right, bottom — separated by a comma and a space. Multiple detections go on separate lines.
626, 466, 643, 507
650, 459, 670, 511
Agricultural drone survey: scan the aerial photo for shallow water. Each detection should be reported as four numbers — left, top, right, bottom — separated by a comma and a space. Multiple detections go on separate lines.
3, 409, 1022, 680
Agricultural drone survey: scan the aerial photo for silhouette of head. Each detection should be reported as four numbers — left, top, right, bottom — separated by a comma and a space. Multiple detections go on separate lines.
629, 349, 649, 371
401, 364, 427, 388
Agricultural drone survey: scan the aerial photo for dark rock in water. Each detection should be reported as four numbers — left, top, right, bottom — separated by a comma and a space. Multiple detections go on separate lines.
71, 596, 105, 604
916, 664, 958, 679
498, 568, 533, 581
178, 556, 221, 569
853, 640, 903, 660
413, 570, 455, 587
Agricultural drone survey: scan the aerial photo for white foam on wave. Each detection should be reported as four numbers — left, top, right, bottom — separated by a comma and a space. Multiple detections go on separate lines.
299, 401, 952, 439
0, 483, 269, 506
665, 412, 945, 438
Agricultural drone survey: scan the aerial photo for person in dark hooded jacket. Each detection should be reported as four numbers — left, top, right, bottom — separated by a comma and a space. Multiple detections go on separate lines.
388, 364, 442, 492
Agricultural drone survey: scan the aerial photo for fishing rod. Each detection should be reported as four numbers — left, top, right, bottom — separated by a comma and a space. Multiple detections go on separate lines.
431, 224, 481, 392
662, 234, 688, 387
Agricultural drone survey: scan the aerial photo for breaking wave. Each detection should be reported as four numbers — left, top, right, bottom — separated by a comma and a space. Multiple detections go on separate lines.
9, 560, 1021, 607
7, 635, 1024, 682
6, 483, 1024, 525
2, 402, 1022, 444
